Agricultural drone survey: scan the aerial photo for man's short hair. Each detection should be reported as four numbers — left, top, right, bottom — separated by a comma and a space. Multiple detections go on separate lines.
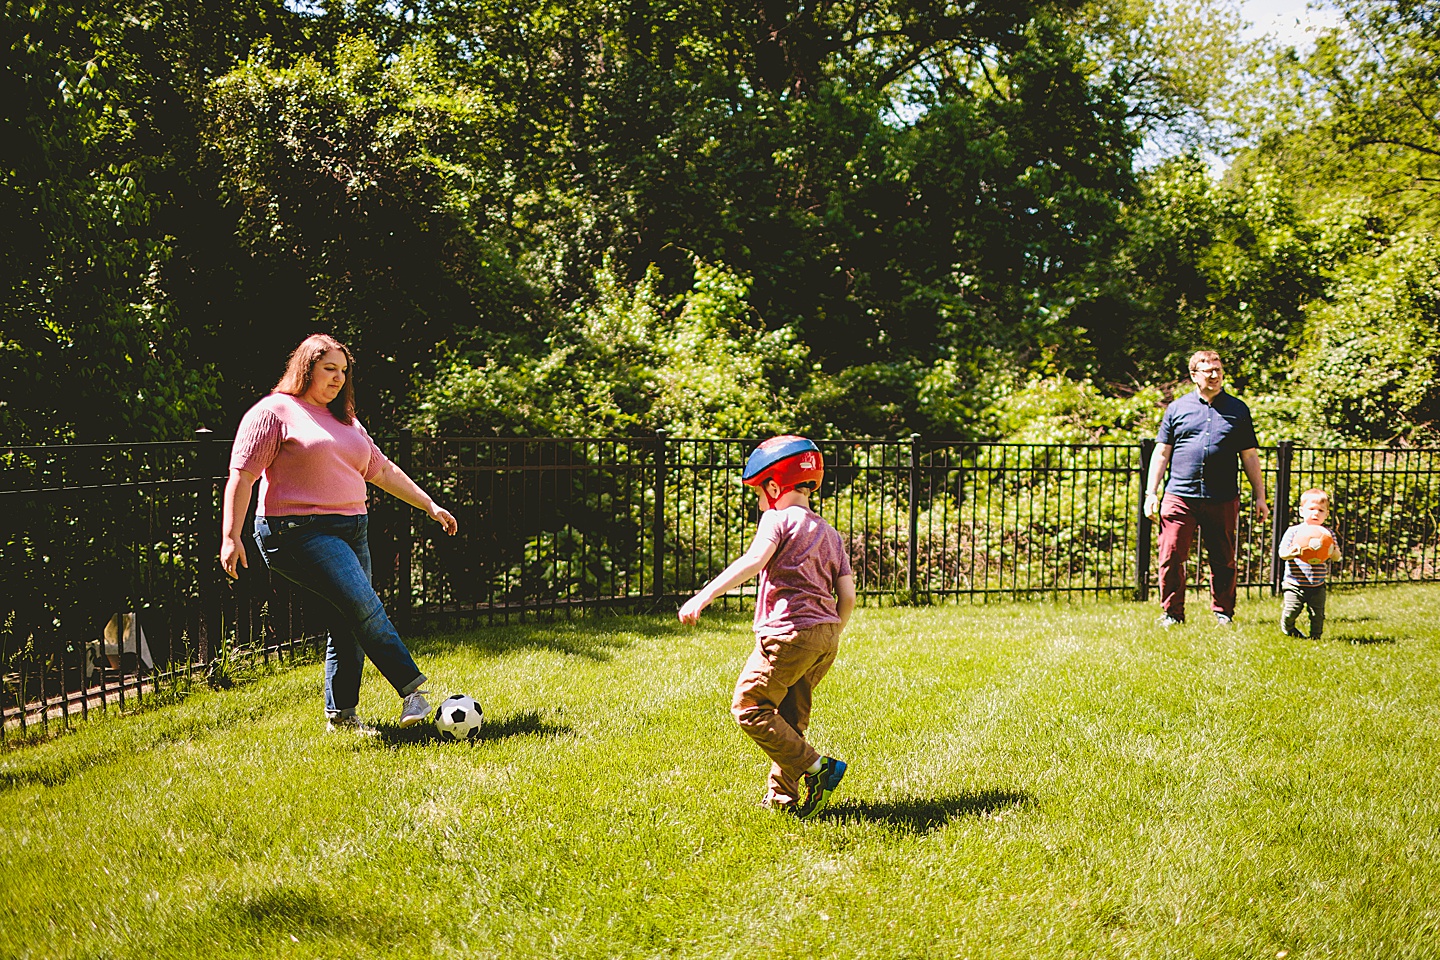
1188, 350, 1222, 374
1300, 487, 1330, 506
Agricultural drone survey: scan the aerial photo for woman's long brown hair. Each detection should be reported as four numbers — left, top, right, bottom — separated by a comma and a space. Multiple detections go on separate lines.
274, 334, 357, 424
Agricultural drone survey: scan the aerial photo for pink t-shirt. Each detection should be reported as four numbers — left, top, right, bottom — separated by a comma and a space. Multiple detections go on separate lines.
228, 393, 391, 516
752, 505, 853, 637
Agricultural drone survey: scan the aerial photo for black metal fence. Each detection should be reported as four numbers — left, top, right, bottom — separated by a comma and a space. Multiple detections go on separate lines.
5, 435, 1438, 744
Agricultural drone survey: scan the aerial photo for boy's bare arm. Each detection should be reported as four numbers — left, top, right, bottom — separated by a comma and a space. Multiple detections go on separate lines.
678, 533, 779, 624
835, 574, 856, 632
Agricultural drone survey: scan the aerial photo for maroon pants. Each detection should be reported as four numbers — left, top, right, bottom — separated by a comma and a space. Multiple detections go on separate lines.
1158, 494, 1240, 620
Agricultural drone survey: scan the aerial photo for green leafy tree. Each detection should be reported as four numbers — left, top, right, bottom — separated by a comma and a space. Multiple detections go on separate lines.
0, 0, 1295, 443
1069, 155, 1338, 392
1074, 0, 1247, 152
1, 0, 320, 442
993, 376, 1164, 443
206, 36, 538, 426
1232, 0, 1440, 228
414, 258, 808, 438
1297, 232, 1440, 443
2, 1, 217, 441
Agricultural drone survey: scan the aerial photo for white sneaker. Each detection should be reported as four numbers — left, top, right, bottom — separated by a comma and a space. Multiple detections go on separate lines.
399, 690, 432, 727
326, 715, 379, 736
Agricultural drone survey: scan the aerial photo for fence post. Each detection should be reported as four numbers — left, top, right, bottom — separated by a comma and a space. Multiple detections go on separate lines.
1271, 440, 1294, 596
653, 429, 667, 605
396, 429, 415, 631
200, 429, 225, 667
907, 433, 921, 598
1136, 438, 1155, 602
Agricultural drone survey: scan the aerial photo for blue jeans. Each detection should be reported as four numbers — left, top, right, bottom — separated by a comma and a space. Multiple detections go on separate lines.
254, 514, 425, 717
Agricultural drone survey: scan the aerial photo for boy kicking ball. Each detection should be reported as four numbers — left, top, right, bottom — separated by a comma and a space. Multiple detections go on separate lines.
678, 435, 856, 821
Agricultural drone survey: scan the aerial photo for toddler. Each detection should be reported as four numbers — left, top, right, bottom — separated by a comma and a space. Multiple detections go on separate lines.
1277, 488, 1342, 639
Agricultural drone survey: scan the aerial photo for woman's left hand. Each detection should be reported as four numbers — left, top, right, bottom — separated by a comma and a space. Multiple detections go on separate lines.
431, 505, 458, 535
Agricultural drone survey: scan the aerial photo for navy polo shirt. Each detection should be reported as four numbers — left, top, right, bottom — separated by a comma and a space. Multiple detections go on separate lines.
1156, 389, 1258, 501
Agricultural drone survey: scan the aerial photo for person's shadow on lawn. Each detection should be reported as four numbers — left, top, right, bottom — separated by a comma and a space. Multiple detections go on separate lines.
823, 789, 1029, 833
376, 708, 569, 746
1336, 632, 1397, 645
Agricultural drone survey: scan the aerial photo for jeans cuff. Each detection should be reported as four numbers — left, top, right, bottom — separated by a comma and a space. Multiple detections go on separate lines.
328, 707, 358, 720
399, 674, 427, 697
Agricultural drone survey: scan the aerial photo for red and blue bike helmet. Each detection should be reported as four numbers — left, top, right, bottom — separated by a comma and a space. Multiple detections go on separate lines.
742, 435, 824, 496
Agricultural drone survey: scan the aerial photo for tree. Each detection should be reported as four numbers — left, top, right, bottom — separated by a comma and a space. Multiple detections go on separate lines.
1059, 155, 1335, 392
1232, 0, 1440, 229
0, 0, 1279, 442
414, 258, 808, 438
2, 1, 204, 441
1297, 232, 1440, 443
0, 0, 317, 442
405, 1, 1153, 435
206, 36, 539, 426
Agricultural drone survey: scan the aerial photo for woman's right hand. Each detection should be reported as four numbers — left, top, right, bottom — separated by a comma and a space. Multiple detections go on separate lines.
220, 468, 257, 581
220, 534, 248, 580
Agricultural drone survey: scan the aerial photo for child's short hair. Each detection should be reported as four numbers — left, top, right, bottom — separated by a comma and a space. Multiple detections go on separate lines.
1300, 487, 1330, 506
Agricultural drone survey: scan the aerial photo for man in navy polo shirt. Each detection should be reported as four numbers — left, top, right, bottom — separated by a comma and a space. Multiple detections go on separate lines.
1144, 350, 1270, 626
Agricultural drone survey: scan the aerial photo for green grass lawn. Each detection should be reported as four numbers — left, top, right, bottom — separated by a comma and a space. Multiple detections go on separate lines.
4, 585, 1440, 959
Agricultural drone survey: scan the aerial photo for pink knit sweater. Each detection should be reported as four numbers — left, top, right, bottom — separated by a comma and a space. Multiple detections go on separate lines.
228, 393, 391, 516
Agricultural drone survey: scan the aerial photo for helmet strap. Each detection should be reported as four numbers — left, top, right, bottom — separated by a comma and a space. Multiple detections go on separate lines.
757, 478, 782, 510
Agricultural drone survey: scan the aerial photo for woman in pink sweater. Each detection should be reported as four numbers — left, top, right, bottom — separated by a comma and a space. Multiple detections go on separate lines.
219, 334, 457, 733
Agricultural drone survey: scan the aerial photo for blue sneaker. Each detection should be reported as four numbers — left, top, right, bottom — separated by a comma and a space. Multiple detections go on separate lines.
793, 757, 846, 821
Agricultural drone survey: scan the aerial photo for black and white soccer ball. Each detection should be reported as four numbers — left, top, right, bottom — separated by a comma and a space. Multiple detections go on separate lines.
434, 694, 484, 741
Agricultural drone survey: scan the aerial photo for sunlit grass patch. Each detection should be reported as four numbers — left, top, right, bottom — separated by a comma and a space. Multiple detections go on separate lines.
3, 585, 1439, 958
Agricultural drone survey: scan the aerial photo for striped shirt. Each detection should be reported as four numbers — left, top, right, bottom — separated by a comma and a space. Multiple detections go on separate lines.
1279, 523, 1338, 587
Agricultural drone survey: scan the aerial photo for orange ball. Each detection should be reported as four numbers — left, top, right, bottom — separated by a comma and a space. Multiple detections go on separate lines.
1294, 523, 1333, 563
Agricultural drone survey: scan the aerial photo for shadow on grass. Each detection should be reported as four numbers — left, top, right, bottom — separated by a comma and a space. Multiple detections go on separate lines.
201, 885, 393, 947
823, 789, 1030, 833
375, 709, 570, 747
1338, 633, 1398, 645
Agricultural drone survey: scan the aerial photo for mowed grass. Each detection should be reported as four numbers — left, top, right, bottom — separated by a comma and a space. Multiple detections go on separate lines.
4, 586, 1440, 959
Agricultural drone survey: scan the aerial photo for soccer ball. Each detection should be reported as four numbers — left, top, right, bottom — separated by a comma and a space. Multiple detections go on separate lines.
1295, 524, 1334, 563
434, 694, 484, 741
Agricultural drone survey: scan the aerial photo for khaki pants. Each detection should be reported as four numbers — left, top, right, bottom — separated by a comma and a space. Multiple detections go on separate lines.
731, 622, 841, 805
